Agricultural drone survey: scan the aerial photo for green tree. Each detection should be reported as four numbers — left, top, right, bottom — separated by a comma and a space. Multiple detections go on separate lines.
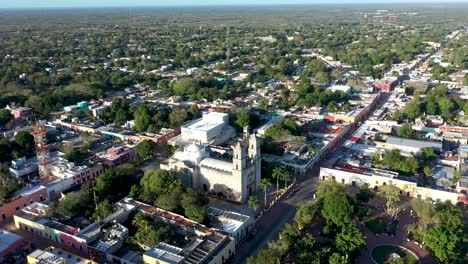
0, 138, 12, 163
235, 110, 250, 129
321, 189, 353, 226
246, 248, 282, 264
315, 71, 330, 84
132, 213, 174, 246
272, 167, 285, 192
14, 131, 35, 157
438, 98, 455, 121
279, 224, 299, 250
173, 78, 198, 96
281, 170, 292, 189
316, 180, 345, 199
93, 199, 114, 221
336, 224, 366, 254
379, 184, 401, 219
181, 188, 208, 209
258, 98, 269, 112
397, 123, 419, 139
329, 253, 350, 264
184, 205, 208, 223
55, 191, 91, 218
295, 203, 316, 230
169, 109, 188, 128
401, 156, 419, 175
0, 165, 21, 203
425, 204, 464, 263
422, 147, 437, 163
114, 108, 128, 126
411, 199, 436, 230
403, 99, 421, 120
135, 140, 156, 160
95, 164, 140, 202
134, 105, 152, 132
0, 109, 14, 127
248, 196, 260, 212
155, 186, 183, 211
139, 169, 182, 204
423, 166, 433, 177
260, 178, 272, 206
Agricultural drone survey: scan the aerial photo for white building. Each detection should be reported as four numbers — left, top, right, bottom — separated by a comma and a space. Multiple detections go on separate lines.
320, 165, 465, 205
207, 207, 253, 244
327, 85, 352, 93
168, 111, 236, 147
161, 131, 261, 204
176, 112, 235, 146
376, 136, 443, 156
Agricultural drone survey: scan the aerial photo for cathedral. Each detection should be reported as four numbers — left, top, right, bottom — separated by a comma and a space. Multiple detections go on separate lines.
160, 129, 261, 204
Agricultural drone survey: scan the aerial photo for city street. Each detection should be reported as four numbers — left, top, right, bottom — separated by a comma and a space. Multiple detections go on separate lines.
234, 89, 392, 264
234, 162, 321, 264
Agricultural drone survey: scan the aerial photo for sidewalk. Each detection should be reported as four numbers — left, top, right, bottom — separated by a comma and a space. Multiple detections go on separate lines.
356, 211, 437, 264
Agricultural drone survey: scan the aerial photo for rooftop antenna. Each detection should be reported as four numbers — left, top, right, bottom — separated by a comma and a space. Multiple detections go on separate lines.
31, 120, 51, 180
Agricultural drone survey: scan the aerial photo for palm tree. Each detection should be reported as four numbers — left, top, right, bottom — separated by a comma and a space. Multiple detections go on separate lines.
272, 167, 284, 192
282, 170, 292, 189
259, 178, 272, 206
132, 213, 149, 230
248, 196, 259, 213
0, 165, 8, 188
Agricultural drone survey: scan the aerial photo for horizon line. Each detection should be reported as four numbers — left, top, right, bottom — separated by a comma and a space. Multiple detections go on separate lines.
1, 1, 467, 10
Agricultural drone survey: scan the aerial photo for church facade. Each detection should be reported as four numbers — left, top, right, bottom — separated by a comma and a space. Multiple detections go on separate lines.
160, 130, 261, 204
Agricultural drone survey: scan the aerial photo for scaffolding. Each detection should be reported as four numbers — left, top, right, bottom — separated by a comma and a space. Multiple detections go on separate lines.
31, 122, 50, 179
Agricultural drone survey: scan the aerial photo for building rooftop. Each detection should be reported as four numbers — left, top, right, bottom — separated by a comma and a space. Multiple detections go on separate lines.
87, 222, 128, 253
15, 203, 80, 235
145, 243, 185, 264
122, 198, 209, 235
184, 112, 228, 132
207, 207, 251, 234
199, 158, 233, 173
182, 232, 231, 264
386, 136, 442, 149
0, 230, 23, 254
27, 247, 94, 264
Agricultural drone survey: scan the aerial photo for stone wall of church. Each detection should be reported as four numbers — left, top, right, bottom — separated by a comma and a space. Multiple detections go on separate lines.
199, 167, 243, 202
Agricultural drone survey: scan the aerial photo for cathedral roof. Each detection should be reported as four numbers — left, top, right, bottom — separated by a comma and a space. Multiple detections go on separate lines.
199, 158, 232, 172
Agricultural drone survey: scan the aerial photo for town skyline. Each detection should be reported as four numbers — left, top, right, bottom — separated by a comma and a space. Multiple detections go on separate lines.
2, 0, 468, 9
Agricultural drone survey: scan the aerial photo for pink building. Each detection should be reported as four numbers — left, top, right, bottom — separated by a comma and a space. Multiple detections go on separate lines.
0, 230, 27, 258
375, 80, 395, 92
129, 128, 181, 145
98, 145, 137, 167
10, 107, 32, 119
0, 185, 47, 222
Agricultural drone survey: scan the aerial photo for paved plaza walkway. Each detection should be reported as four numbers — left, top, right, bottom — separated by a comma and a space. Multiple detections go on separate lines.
356, 210, 437, 264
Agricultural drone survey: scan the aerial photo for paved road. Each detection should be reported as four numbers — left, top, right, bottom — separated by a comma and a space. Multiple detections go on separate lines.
234, 163, 321, 263
234, 90, 392, 263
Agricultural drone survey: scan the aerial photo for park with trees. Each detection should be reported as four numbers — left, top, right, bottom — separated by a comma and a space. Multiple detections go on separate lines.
248, 179, 467, 264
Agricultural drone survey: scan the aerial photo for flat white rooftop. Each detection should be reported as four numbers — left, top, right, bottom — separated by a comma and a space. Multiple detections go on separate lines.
207, 207, 251, 234
183, 112, 228, 131
28, 247, 92, 264
145, 243, 184, 264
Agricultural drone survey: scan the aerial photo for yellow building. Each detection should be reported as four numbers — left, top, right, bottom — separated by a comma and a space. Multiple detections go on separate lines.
27, 246, 96, 264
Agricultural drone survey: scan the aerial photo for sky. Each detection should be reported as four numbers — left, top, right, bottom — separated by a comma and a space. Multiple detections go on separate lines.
1, 0, 467, 9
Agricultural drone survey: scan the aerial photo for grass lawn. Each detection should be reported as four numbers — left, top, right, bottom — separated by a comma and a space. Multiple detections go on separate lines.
371, 245, 419, 264
365, 216, 397, 235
